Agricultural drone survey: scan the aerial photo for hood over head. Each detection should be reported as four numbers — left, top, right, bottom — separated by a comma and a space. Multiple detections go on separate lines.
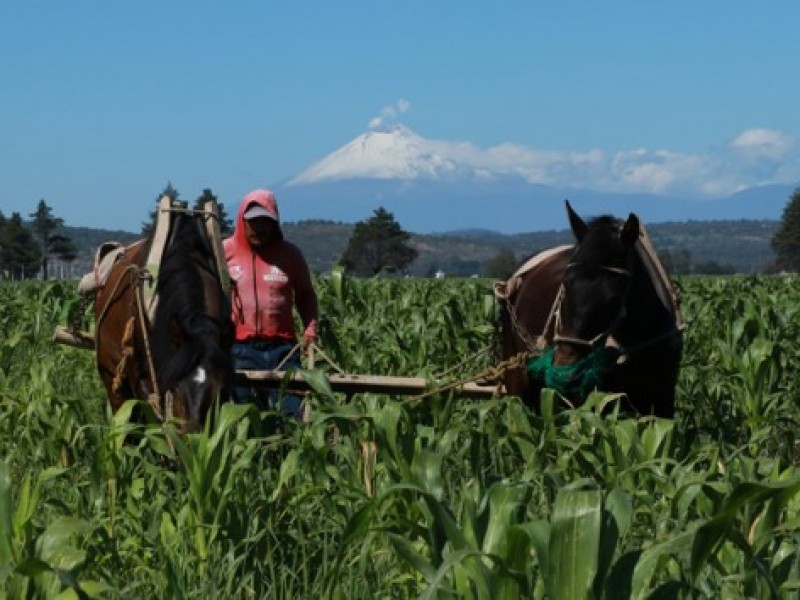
233, 189, 284, 244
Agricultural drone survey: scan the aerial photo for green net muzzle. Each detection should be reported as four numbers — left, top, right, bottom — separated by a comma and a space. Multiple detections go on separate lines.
527, 346, 614, 399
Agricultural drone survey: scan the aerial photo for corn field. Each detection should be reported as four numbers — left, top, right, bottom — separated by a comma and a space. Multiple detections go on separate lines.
2, 274, 800, 599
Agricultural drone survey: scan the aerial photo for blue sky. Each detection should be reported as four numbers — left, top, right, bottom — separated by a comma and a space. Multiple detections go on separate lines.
2, 1, 800, 231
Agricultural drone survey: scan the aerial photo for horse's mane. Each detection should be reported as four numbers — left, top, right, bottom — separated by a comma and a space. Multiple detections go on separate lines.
151, 214, 232, 390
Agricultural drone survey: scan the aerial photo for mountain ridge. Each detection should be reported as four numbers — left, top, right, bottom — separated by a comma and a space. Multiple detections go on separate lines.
58, 123, 789, 275
272, 125, 797, 233
62, 217, 777, 278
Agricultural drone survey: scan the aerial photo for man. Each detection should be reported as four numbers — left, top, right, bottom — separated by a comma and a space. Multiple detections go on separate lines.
224, 189, 318, 418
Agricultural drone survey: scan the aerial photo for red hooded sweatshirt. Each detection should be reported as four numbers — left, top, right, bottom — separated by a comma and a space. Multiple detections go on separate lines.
223, 189, 318, 343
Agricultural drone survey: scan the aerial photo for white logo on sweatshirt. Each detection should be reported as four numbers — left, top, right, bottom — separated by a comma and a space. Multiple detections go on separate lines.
264, 265, 288, 283
229, 265, 244, 280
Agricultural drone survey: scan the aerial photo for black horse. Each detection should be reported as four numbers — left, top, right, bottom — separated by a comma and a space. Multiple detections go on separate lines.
497, 201, 683, 417
94, 209, 233, 431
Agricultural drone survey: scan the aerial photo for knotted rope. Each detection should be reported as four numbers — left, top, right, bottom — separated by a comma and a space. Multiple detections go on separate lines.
405, 346, 540, 404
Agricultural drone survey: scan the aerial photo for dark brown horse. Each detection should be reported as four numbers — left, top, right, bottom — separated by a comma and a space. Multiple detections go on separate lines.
497, 201, 683, 417
93, 209, 233, 431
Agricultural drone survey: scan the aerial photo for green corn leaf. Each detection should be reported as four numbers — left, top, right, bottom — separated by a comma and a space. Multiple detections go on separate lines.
691, 477, 800, 581
270, 449, 301, 501
548, 488, 603, 600
411, 450, 444, 500
595, 487, 632, 596
11, 473, 35, 542
386, 532, 437, 582
482, 482, 530, 561
0, 461, 17, 565
603, 549, 642, 600
641, 418, 674, 460
331, 265, 345, 304
419, 548, 490, 600
520, 520, 550, 577
14, 557, 52, 577
301, 368, 337, 402
35, 517, 90, 569
340, 502, 377, 548
68, 579, 114, 598
631, 530, 695, 600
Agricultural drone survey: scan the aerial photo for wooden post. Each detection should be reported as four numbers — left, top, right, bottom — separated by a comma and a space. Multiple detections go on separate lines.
235, 369, 502, 398
302, 345, 315, 423
52, 325, 94, 350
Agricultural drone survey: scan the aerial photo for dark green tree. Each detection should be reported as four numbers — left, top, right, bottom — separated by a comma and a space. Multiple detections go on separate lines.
50, 233, 79, 277
772, 187, 800, 271
193, 188, 234, 237
142, 182, 181, 237
657, 248, 692, 275
0, 211, 6, 279
0, 212, 41, 279
483, 249, 518, 279
340, 207, 418, 276
694, 260, 736, 275
29, 199, 75, 279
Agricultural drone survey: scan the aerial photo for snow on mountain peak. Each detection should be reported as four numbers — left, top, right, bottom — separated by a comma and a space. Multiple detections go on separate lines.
287, 125, 463, 185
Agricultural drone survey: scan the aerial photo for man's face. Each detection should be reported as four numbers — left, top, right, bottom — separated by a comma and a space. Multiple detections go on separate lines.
244, 217, 277, 247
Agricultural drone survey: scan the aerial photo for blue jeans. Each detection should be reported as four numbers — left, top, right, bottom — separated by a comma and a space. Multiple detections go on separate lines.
231, 340, 303, 418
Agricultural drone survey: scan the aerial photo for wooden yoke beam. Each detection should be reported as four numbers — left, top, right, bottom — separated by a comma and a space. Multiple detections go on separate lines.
235, 369, 502, 398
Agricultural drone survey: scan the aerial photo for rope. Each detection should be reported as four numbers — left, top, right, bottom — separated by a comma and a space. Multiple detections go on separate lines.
133, 269, 163, 420
159, 205, 219, 219
307, 343, 347, 375
96, 261, 164, 421
405, 347, 540, 405
272, 341, 347, 373
94, 264, 139, 332
540, 284, 564, 349
504, 294, 545, 353
112, 317, 136, 395
274, 343, 302, 371
433, 345, 492, 380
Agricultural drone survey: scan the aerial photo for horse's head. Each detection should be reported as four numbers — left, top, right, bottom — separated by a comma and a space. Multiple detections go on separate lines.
164, 319, 233, 432
152, 214, 234, 432
553, 200, 639, 366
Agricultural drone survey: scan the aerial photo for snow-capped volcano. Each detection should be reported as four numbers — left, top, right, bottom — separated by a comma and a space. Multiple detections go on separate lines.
288, 125, 468, 184
274, 125, 793, 233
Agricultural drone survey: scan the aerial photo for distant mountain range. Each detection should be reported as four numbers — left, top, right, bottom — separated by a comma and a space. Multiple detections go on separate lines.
278, 219, 777, 277
271, 125, 796, 234
63, 217, 778, 279
60, 124, 788, 277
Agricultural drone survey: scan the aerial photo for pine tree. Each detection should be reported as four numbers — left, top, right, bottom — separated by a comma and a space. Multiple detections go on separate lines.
340, 207, 418, 276
483, 249, 518, 279
0, 211, 6, 279
193, 188, 234, 237
142, 182, 181, 237
0, 212, 41, 279
772, 187, 800, 271
29, 199, 75, 279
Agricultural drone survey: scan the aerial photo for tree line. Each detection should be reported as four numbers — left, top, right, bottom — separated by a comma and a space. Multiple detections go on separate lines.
0, 200, 77, 280
340, 185, 800, 277
0, 183, 237, 280
6, 184, 800, 280
772, 187, 800, 271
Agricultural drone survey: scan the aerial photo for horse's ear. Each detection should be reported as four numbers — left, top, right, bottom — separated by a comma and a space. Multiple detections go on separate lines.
566, 199, 588, 242
620, 213, 640, 247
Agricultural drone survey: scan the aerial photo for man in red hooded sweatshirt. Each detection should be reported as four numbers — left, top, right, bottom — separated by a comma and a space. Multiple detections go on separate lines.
224, 189, 318, 418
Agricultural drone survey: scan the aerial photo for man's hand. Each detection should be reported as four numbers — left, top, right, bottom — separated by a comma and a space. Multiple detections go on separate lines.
302, 333, 316, 350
